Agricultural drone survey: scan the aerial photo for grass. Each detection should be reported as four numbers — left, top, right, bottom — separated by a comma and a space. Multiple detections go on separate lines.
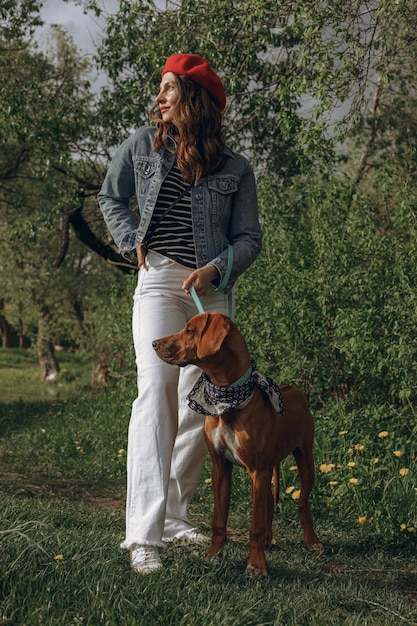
0, 348, 92, 403
0, 349, 416, 625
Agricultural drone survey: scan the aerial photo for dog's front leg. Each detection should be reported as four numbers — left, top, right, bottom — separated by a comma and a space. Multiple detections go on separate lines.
247, 468, 272, 577
206, 449, 233, 560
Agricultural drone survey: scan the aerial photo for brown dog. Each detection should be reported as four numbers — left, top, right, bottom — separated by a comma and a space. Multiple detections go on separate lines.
153, 312, 322, 576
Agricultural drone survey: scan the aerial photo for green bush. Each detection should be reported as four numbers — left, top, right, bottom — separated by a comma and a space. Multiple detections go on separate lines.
236, 174, 417, 412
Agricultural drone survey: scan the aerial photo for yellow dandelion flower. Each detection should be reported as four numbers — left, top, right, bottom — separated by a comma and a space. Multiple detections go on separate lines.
378, 431, 389, 438
349, 478, 359, 485
393, 450, 403, 458
289, 465, 298, 471
348, 448, 354, 456
407, 527, 415, 533
354, 444, 364, 451
328, 481, 338, 486
347, 461, 356, 468
320, 463, 335, 473
204, 478, 212, 484
339, 430, 348, 435
117, 448, 125, 458
286, 486, 295, 494
358, 516, 366, 525
399, 468, 409, 476
400, 523, 407, 532
372, 458, 379, 464
292, 489, 301, 500
54, 554, 64, 561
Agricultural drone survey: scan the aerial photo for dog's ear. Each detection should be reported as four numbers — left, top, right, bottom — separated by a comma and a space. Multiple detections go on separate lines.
197, 313, 232, 359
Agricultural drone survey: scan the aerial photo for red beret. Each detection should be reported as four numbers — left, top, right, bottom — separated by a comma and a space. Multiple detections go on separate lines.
162, 54, 226, 111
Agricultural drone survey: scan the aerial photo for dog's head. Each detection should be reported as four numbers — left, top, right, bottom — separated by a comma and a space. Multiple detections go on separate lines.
152, 312, 232, 367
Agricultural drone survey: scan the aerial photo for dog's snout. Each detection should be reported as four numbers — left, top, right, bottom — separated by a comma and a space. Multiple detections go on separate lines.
152, 340, 160, 350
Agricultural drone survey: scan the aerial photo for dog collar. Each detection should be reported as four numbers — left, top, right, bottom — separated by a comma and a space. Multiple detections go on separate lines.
227, 365, 253, 388
187, 361, 285, 417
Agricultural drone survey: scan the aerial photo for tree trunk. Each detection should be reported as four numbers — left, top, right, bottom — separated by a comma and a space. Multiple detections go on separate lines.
37, 308, 60, 381
18, 317, 24, 349
0, 311, 13, 348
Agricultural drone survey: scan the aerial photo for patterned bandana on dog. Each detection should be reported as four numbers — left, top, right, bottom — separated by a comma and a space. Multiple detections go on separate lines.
187, 360, 285, 417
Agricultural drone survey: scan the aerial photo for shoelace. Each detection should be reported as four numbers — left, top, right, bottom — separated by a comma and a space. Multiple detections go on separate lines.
131, 546, 160, 567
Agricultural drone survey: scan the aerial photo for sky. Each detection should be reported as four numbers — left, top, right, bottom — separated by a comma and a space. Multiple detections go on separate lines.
37, 0, 169, 88
38, 0, 119, 54
36, 0, 120, 88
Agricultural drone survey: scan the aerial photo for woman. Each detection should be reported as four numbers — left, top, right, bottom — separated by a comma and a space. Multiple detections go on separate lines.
98, 53, 262, 574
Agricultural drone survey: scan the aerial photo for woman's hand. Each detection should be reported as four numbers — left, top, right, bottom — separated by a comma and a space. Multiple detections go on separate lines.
136, 243, 147, 269
182, 264, 220, 296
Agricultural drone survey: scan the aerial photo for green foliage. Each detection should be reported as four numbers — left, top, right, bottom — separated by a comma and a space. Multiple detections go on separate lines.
0, 0, 43, 41
236, 172, 417, 412
93, 0, 417, 167
0, 25, 93, 161
0, 16, 110, 366
80, 269, 137, 374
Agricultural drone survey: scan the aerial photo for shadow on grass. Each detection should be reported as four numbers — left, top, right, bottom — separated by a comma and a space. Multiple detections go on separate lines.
0, 469, 126, 509
0, 400, 61, 437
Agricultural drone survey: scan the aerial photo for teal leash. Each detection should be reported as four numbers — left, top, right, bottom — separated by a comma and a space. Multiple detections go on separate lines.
190, 244, 234, 318
190, 284, 234, 320
190, 284, 205, 314
216, 244, 234, 292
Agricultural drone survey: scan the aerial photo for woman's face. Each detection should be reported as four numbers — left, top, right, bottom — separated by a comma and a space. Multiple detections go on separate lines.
156, 72, 180, 123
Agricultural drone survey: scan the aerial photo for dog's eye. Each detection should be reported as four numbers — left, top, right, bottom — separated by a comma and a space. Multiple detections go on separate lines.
184, 327, 193, 334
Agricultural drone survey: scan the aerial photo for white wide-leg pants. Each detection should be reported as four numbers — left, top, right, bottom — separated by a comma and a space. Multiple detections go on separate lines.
121, 252, 233, 549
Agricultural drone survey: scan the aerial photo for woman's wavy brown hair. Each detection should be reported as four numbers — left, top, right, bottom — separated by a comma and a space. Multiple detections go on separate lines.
149, 74, 225, 184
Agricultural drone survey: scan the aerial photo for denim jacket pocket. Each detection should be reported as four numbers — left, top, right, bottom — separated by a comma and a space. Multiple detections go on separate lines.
134, 157, 158, 178
208, 176, 239, 195
207, 175, 239, 217
134, 157, 158, 205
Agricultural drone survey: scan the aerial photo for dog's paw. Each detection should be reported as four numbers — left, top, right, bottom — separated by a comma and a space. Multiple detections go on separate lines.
245, 563, 268, 578
206, 550, 223, 562
307, 540, 323, 552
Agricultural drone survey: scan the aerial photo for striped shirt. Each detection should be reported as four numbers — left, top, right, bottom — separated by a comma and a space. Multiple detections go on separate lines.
147, 163, 196, 269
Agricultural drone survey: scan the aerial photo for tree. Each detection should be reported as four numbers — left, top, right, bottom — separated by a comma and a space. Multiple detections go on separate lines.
0, 0, 43, 41
0, 15, 114, 373
0, 7, 135, 277
0, 2, 141, 379
233, 0, 417, 413
87, 0, 417, 174
93, 0, 320, 175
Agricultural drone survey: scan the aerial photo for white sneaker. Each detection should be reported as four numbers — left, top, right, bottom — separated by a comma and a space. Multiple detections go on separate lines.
130, 545, 163, 574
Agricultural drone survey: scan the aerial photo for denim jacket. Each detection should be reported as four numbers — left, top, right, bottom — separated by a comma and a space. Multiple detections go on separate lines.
98, 126, 262, 293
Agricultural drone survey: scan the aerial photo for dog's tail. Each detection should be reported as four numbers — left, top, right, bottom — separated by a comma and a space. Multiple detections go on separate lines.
273, 466, 280, 504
